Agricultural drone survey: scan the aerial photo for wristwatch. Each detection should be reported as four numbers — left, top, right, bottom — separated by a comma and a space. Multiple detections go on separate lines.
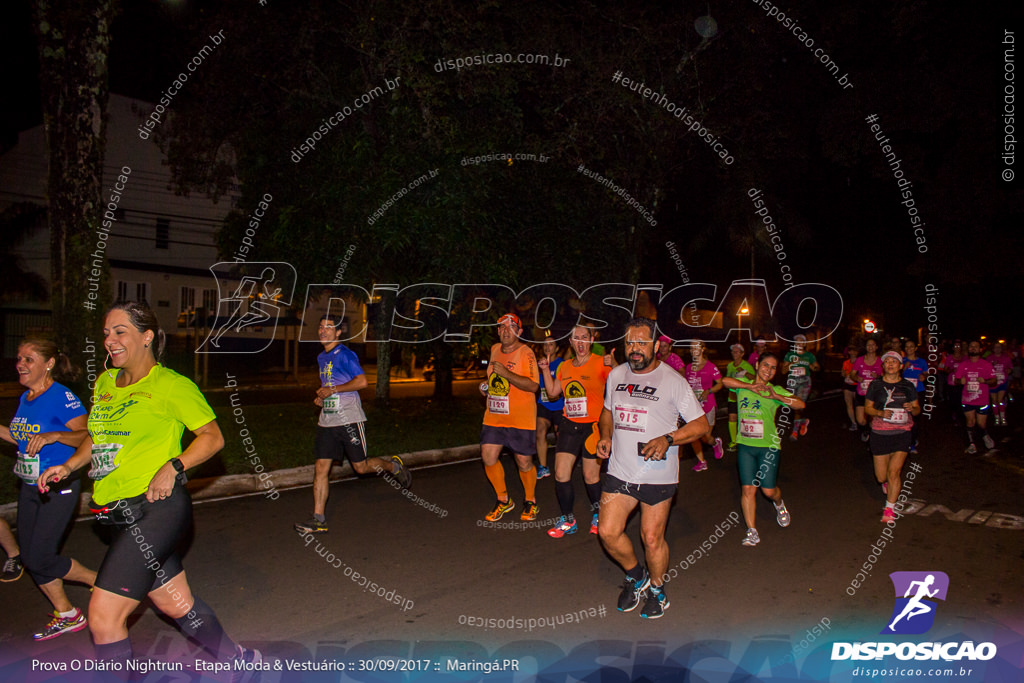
170, 457, 188, 484
663, 433, 674, 446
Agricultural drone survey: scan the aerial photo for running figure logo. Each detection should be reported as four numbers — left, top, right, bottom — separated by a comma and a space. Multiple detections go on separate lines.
197, 262, 297, 354
881, 571, 949, 635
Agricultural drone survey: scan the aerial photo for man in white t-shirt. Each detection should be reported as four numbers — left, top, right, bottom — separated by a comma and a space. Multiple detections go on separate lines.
597, 317, 707, 619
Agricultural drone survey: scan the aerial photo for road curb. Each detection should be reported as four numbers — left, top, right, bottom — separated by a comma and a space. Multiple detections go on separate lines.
0, 444, 481, 524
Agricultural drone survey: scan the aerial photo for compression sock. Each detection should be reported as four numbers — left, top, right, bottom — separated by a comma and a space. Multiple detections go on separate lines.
626, 564, 646, 582
519, 467, 537, 502
175, 596, 238, 661
728, 420, 737, 445
484, 462, 507, 500
585, 481, 602, 511
555, 480, 574, 517
94, 638, 132, 665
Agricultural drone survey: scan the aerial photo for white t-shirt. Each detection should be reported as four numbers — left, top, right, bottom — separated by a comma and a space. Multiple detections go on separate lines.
604, 362, 705, 485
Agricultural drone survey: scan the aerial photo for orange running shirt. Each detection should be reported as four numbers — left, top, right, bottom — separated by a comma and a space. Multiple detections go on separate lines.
484, 343, 539, 429
556, 353, 611, 423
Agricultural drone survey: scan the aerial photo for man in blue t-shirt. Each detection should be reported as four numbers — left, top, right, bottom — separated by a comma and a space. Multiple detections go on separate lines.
294, 315, 412, 535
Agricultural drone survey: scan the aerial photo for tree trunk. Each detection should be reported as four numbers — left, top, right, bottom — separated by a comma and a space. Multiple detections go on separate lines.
374, 301, 391, 408
34, 1, 119, 377
431, 342, 454, 399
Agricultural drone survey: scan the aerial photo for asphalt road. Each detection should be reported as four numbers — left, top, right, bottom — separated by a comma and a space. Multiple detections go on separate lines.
1, 393, 1021, 682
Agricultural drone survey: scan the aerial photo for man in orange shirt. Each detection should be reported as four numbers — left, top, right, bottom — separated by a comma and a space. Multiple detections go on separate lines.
480, 314, 541, 522
539, 323, 611, 537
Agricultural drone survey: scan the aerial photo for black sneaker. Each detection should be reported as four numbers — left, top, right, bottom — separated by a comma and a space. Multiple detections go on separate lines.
230, 646, 264, 683
617, 569, 651, 612
294, 517, 328, 534
640, 586, 670, 619
1, 555, 23, 582
391, 456, 413, 488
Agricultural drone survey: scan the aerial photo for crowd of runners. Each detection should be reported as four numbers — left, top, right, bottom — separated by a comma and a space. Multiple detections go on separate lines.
2, 300, 1020, 658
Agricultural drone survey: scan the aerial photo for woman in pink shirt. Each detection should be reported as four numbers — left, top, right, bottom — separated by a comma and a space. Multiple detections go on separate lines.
686, 342, 723, 471
850, 338, 883, 443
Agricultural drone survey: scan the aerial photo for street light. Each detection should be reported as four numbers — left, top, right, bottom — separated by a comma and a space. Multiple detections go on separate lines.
737, 306, 749, 341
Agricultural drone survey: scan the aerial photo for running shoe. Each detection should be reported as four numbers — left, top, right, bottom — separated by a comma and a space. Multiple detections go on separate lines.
548, 516, 577, 538
983, 434, 996, 451
391, 456, 413, 489
1, 555, 23, 582
485, 499, 515, 522
294, 517, 328, 534
741, 528, 760, 546
848, 423, 858, 431
520, 500, 539, 521
881, 508, 897, 524
590, 515, 599, 535
964, 443, 977, 455
775, 502, 791, 527
799, 419, 809, 436
617, 569, 651, 612
692, 460, 708, 472
712, 438, 724, 459
230, 646, 264, 683
726, 442, 737, 452
33, 608, 87, 641
789, 431, 798, 441
909, 443, 918, 455
860, 431, 871, 443
536, 466, 551, 479
640, 586, 670, 619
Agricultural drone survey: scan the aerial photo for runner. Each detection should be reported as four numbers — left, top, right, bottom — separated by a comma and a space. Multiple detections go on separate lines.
725, 344, 755, 451
597, 318, 707, 618
1, 339, 96, 640
295, 314, 411, 535
37, 302, 261, 674
0, 519, 21, 581
842, 345, 860, 432
656, 336, 685, 373
535, 334, 564, 480
851, 338, 883, 443
749, 338, 767, 368
685, 341, 723, 471
939, 341, 967, 426
864, 351, 921, 522
986, 342, 1012, 426
887, 336, 903, 354
722, 353, 804, 547
781, 334, 820, 440
479, 313, 541, 521
540, 324, 610, 537
955, 340, 996, 454
901, 340, 931, 454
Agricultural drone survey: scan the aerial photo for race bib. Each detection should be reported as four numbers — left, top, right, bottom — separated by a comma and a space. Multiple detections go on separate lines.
860, 380, 870, 392
995, 373, 1005, 384
89, 442, 123, 480
488, 395, 510, 415
613, 405, 648, 433
14, 452, 40, 483
688, 377, 703, 393
565, 397, 588, 419
966, 381, 980, 394
740, 418, 764, 439
539, 386, 550, 403
884, 408, 908, 425
322, 393, 340, 414
735, 369, 746, 378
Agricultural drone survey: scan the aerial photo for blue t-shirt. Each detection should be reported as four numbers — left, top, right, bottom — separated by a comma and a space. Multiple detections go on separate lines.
9, 382, 86, 481
538, 357, 565, 410
317, 344, 366, 426
902, 358, 929, 391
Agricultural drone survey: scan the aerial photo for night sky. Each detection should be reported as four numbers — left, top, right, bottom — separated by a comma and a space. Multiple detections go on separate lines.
3, 1, 1021, 345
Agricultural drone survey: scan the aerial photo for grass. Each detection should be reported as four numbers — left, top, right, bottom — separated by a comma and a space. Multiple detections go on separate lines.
0, 397, 484, 506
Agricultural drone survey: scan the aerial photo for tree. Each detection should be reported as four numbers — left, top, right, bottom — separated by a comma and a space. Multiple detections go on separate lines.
33, 1, 119, 373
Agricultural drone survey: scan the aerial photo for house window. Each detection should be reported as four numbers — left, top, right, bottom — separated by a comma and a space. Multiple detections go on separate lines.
117, 281, 150, 305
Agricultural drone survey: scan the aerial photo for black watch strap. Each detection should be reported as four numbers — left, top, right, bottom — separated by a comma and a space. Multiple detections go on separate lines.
663, 433, 674, 446
170, 458, 188, 484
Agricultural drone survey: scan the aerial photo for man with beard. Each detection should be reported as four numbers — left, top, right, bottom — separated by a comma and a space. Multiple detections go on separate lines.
955, 340, 996, 454
596, 318, 707, 619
